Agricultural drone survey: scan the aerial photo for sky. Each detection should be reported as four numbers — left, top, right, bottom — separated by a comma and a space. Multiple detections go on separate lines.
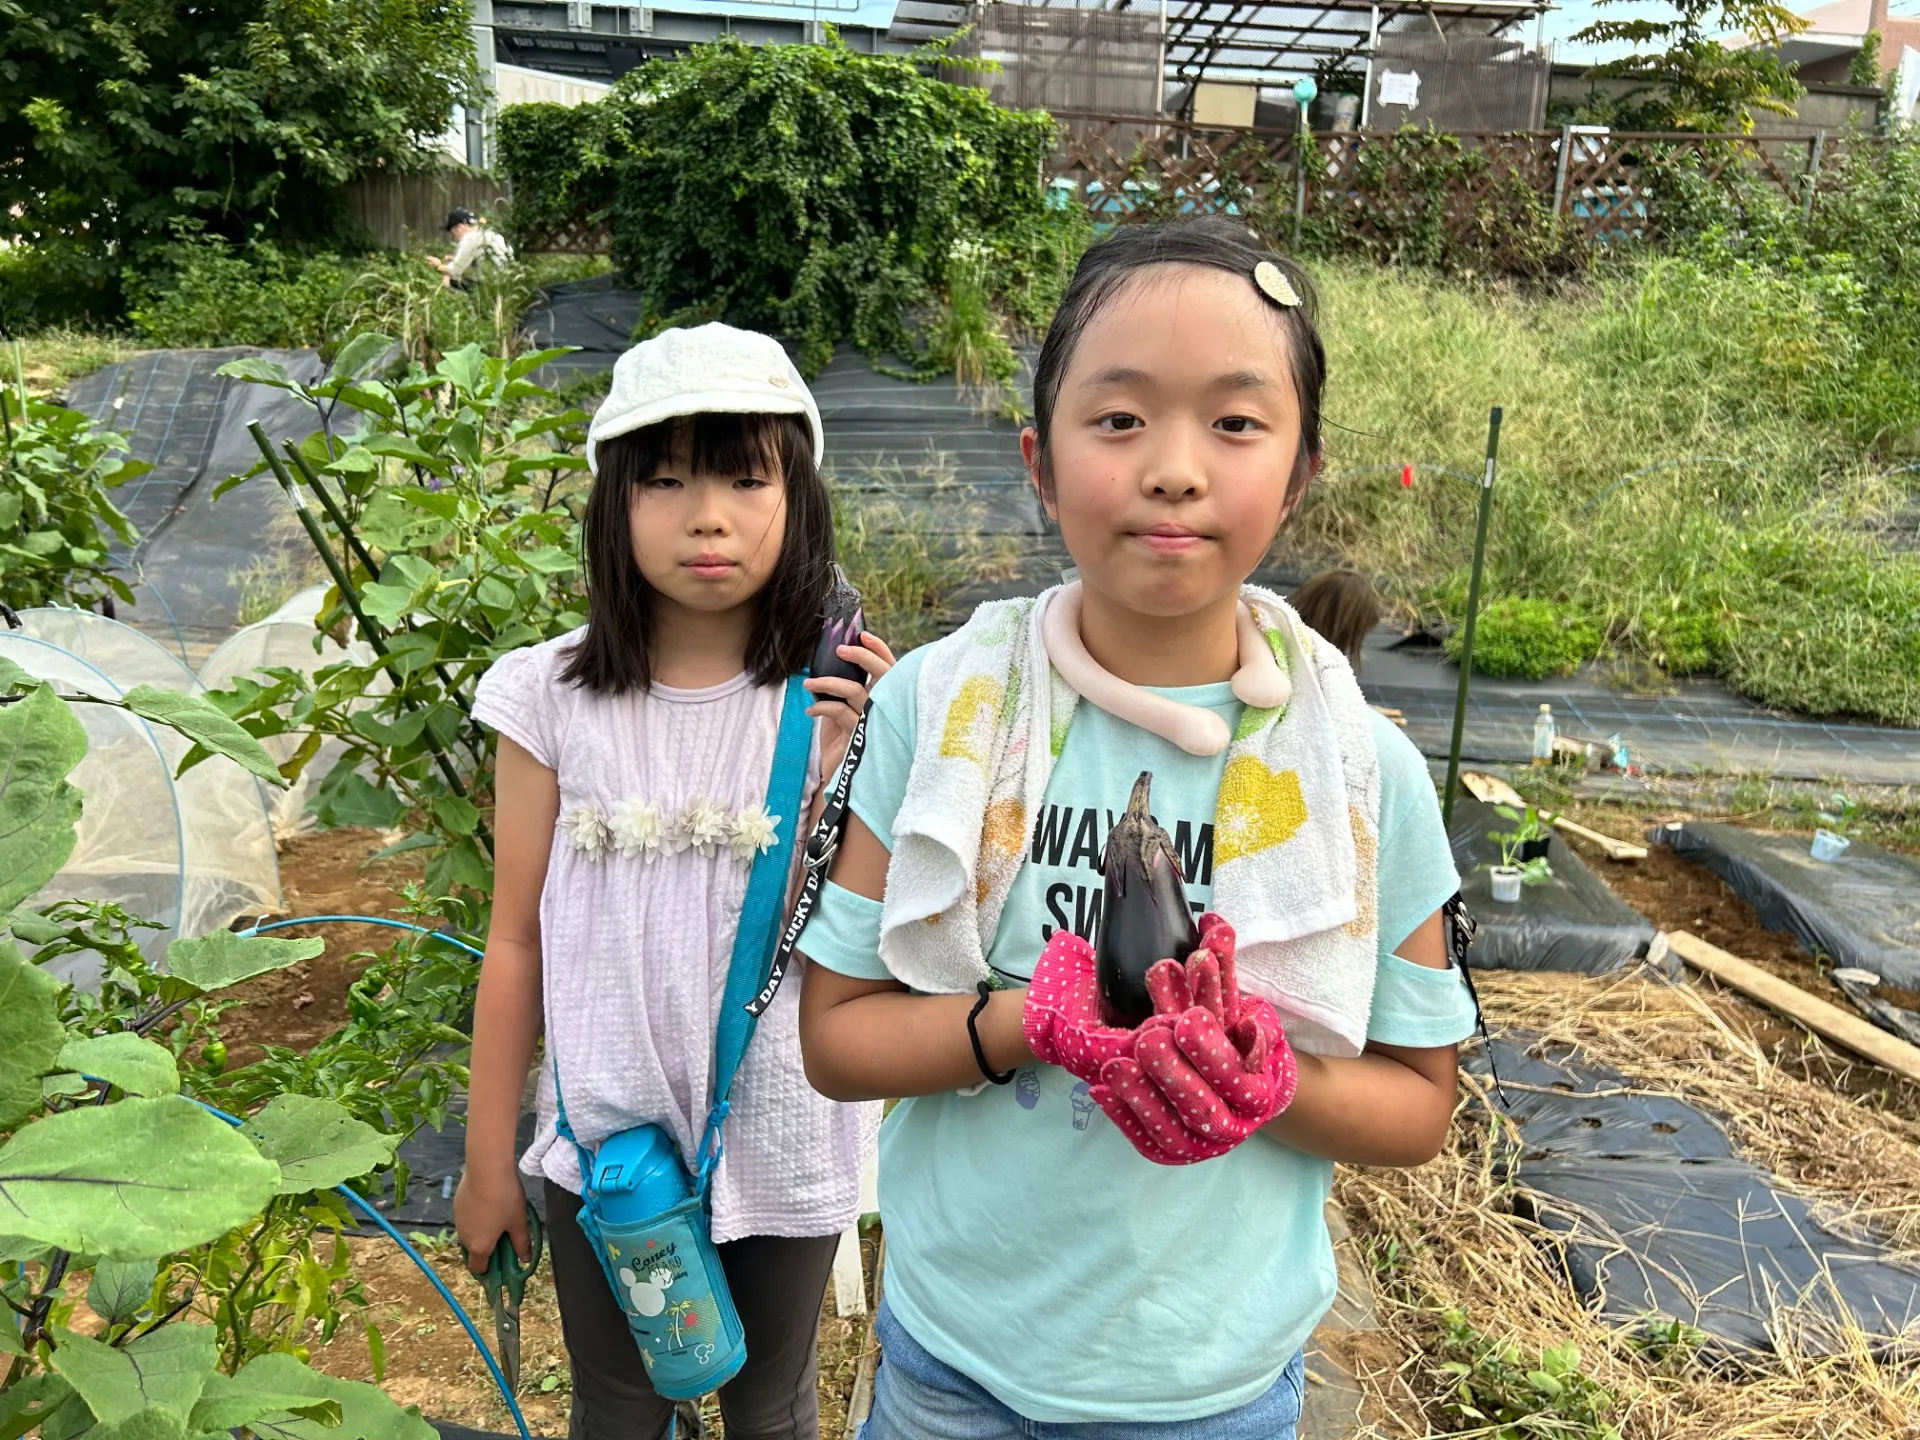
1539, 0, 1920, 64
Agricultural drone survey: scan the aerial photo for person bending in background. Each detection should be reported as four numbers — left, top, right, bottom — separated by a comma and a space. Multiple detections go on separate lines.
428, 208, 512, 290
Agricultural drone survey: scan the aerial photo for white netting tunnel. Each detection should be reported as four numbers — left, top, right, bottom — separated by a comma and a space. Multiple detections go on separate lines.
4, 609, 282, 985
196, 586, 374, 836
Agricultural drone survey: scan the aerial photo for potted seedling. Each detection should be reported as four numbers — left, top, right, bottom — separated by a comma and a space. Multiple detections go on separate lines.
1487, 804, 1556, 903
1811, 792, 1858, 863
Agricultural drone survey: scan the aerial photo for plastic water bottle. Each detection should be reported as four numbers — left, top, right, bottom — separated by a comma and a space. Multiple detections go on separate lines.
1532, 703, 1556, 766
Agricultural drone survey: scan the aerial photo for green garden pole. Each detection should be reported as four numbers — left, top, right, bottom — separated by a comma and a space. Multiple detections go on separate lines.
248, 421, 488, 843
1441, 406, 1503, 827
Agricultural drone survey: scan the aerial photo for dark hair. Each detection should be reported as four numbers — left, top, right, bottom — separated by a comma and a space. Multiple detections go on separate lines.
444, 207, 476, 230
1290, 568, 1380, 672
559, 411, 835, 694
1029, 217, 1327, 505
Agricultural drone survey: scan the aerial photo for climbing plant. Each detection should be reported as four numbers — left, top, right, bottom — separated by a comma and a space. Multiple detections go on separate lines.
498, 37, 1077, 375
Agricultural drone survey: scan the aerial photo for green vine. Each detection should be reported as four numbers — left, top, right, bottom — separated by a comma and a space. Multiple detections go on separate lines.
498, 36, 1077, 376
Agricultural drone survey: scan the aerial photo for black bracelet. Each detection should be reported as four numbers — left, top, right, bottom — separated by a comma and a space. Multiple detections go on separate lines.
967, 982, 1018, 1086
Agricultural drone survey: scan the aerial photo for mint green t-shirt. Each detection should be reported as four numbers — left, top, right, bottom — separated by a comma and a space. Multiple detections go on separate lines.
801, 644, 1475, 1423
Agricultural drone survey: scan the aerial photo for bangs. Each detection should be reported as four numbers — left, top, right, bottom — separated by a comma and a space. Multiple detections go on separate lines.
620, 412, 792, 483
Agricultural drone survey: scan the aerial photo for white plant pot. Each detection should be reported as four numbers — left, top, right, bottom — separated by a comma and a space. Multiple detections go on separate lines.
1810, 828, 1851, 863
1490, 866, 1524, 903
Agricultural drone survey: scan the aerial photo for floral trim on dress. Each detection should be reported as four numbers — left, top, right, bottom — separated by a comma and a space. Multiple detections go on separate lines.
563, 799, 782, 864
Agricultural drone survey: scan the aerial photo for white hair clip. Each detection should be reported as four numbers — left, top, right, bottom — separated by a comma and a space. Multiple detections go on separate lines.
1253, 260, 1301, 308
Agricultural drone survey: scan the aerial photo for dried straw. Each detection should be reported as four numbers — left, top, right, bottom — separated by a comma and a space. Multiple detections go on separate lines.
1333, 965, 1920, 1439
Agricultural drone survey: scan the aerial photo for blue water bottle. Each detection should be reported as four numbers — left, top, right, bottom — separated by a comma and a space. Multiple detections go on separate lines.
582, 1125, 748, 1398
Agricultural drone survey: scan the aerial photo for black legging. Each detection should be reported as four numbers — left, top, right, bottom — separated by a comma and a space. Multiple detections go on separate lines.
545, 1180, 840, 1440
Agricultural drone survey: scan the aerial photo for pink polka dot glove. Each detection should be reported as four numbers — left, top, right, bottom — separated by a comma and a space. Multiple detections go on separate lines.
1090, 915, 1298, 1166
1021, 930, 1142, 1085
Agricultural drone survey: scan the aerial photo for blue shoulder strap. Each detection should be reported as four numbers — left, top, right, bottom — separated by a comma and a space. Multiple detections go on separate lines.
691, 672, 813, 1195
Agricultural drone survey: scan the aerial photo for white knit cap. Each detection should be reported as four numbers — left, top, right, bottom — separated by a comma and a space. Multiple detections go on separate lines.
586, 322, 824, 473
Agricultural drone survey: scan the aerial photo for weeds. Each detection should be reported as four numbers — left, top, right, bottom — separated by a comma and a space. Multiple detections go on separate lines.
1, 328, 143, 397
121, 235, 607, 364
1436, 1313, 1624, 1440
832, 449, 1020, 653
1291, 260, 1920, 725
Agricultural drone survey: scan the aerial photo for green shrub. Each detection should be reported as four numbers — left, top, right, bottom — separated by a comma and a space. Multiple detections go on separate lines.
126, 238, 357, 350
1448, 597, 1601, 680
0, 384, 145, 610
496, 37, 1073, 376
118, 235, 607, 364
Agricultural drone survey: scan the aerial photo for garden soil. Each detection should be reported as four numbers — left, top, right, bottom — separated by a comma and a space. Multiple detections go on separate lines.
214, 827, 428, 1066
305, 1231, 876, 1439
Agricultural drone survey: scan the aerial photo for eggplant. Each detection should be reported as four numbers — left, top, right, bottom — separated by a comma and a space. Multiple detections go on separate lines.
1095, 771, 1200, 1027
810, 563, 869, 686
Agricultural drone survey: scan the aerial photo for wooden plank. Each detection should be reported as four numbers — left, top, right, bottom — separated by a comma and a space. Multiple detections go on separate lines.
842, 1237, 884, 1440
1458, 771, 1647, 860
1668, 929, 1920, 1086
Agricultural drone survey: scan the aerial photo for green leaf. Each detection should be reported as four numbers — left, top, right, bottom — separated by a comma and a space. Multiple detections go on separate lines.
519, 546, 577, 574
0, 657, 31, 693
116, 687, 286, 788
315, 771, 410, 829
241, 1095, 399, 1195
328, 334, 397, 383
234, 1352, 436, 1440
7, 909, 65, 944
0, 1096, 280, 1258
212, 462, 268, 502
87, 1408, 191, 1440
0, 1315, 19, 1358
215, 358, 300, 393
0, 1373, 75, 1440
0, 682, 88, 912
434, 346, 487, 398
190, 1372, 341, 1433
57, 1033, 180, 1097
49, 1322, 217, 1425
0, 1232, 53, 1266
165, 930, 323, 994
0, 941, 64, 1128
395, 485, 459, 520
429, 794, 480, 838
505, 346, 577, 381
87, 1257, 160, 1325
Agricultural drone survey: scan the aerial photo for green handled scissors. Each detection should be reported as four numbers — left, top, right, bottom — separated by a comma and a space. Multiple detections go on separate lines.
466, 1205, 543, 1394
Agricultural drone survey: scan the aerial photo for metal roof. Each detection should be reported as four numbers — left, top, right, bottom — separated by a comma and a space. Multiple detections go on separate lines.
888, 0, 1549, 82
1154, 0, 1547, 80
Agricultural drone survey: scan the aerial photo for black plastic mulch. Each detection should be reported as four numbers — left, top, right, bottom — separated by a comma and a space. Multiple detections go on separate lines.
1447, 797, 1657, 974
1466, 1036, 1920, 1356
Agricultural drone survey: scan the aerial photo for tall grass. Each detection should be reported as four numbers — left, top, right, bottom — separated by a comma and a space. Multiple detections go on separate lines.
833, 449, 1021, 653
1289, 260, 1920, 726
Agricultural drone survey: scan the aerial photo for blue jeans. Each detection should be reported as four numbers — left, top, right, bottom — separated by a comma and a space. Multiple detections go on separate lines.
861, 1301, 1305, 1440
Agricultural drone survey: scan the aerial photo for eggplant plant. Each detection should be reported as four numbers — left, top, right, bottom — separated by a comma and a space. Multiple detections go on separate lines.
204, 335, 591, 912
0, 663, 430, 1439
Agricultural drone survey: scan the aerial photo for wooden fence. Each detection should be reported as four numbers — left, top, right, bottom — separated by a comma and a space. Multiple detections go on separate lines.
345, 172, 512, 250
1046, 114, 1868, 248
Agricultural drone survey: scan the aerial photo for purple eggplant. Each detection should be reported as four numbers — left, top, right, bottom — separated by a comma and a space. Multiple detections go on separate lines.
1096, 772, 1200, 1027
810, 564, 869, 686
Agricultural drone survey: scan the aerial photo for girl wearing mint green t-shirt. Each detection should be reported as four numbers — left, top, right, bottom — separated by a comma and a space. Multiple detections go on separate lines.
797, 219, 1480, 1437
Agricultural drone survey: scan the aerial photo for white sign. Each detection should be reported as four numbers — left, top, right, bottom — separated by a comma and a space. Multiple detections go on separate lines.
1377, 69, 1421, 110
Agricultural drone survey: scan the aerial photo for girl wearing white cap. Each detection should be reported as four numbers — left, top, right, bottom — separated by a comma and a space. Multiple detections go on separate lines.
456, 323, 892, 1440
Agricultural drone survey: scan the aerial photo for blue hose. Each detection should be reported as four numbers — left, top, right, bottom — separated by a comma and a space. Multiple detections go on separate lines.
238, 914, 487, 960
168, 1090, 535, 1440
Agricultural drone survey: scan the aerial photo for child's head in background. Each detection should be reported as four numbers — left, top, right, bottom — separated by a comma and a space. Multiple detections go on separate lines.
1021, 218, 1326, 625
1290, 568, 1380, 672
563, 324, 836, 694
